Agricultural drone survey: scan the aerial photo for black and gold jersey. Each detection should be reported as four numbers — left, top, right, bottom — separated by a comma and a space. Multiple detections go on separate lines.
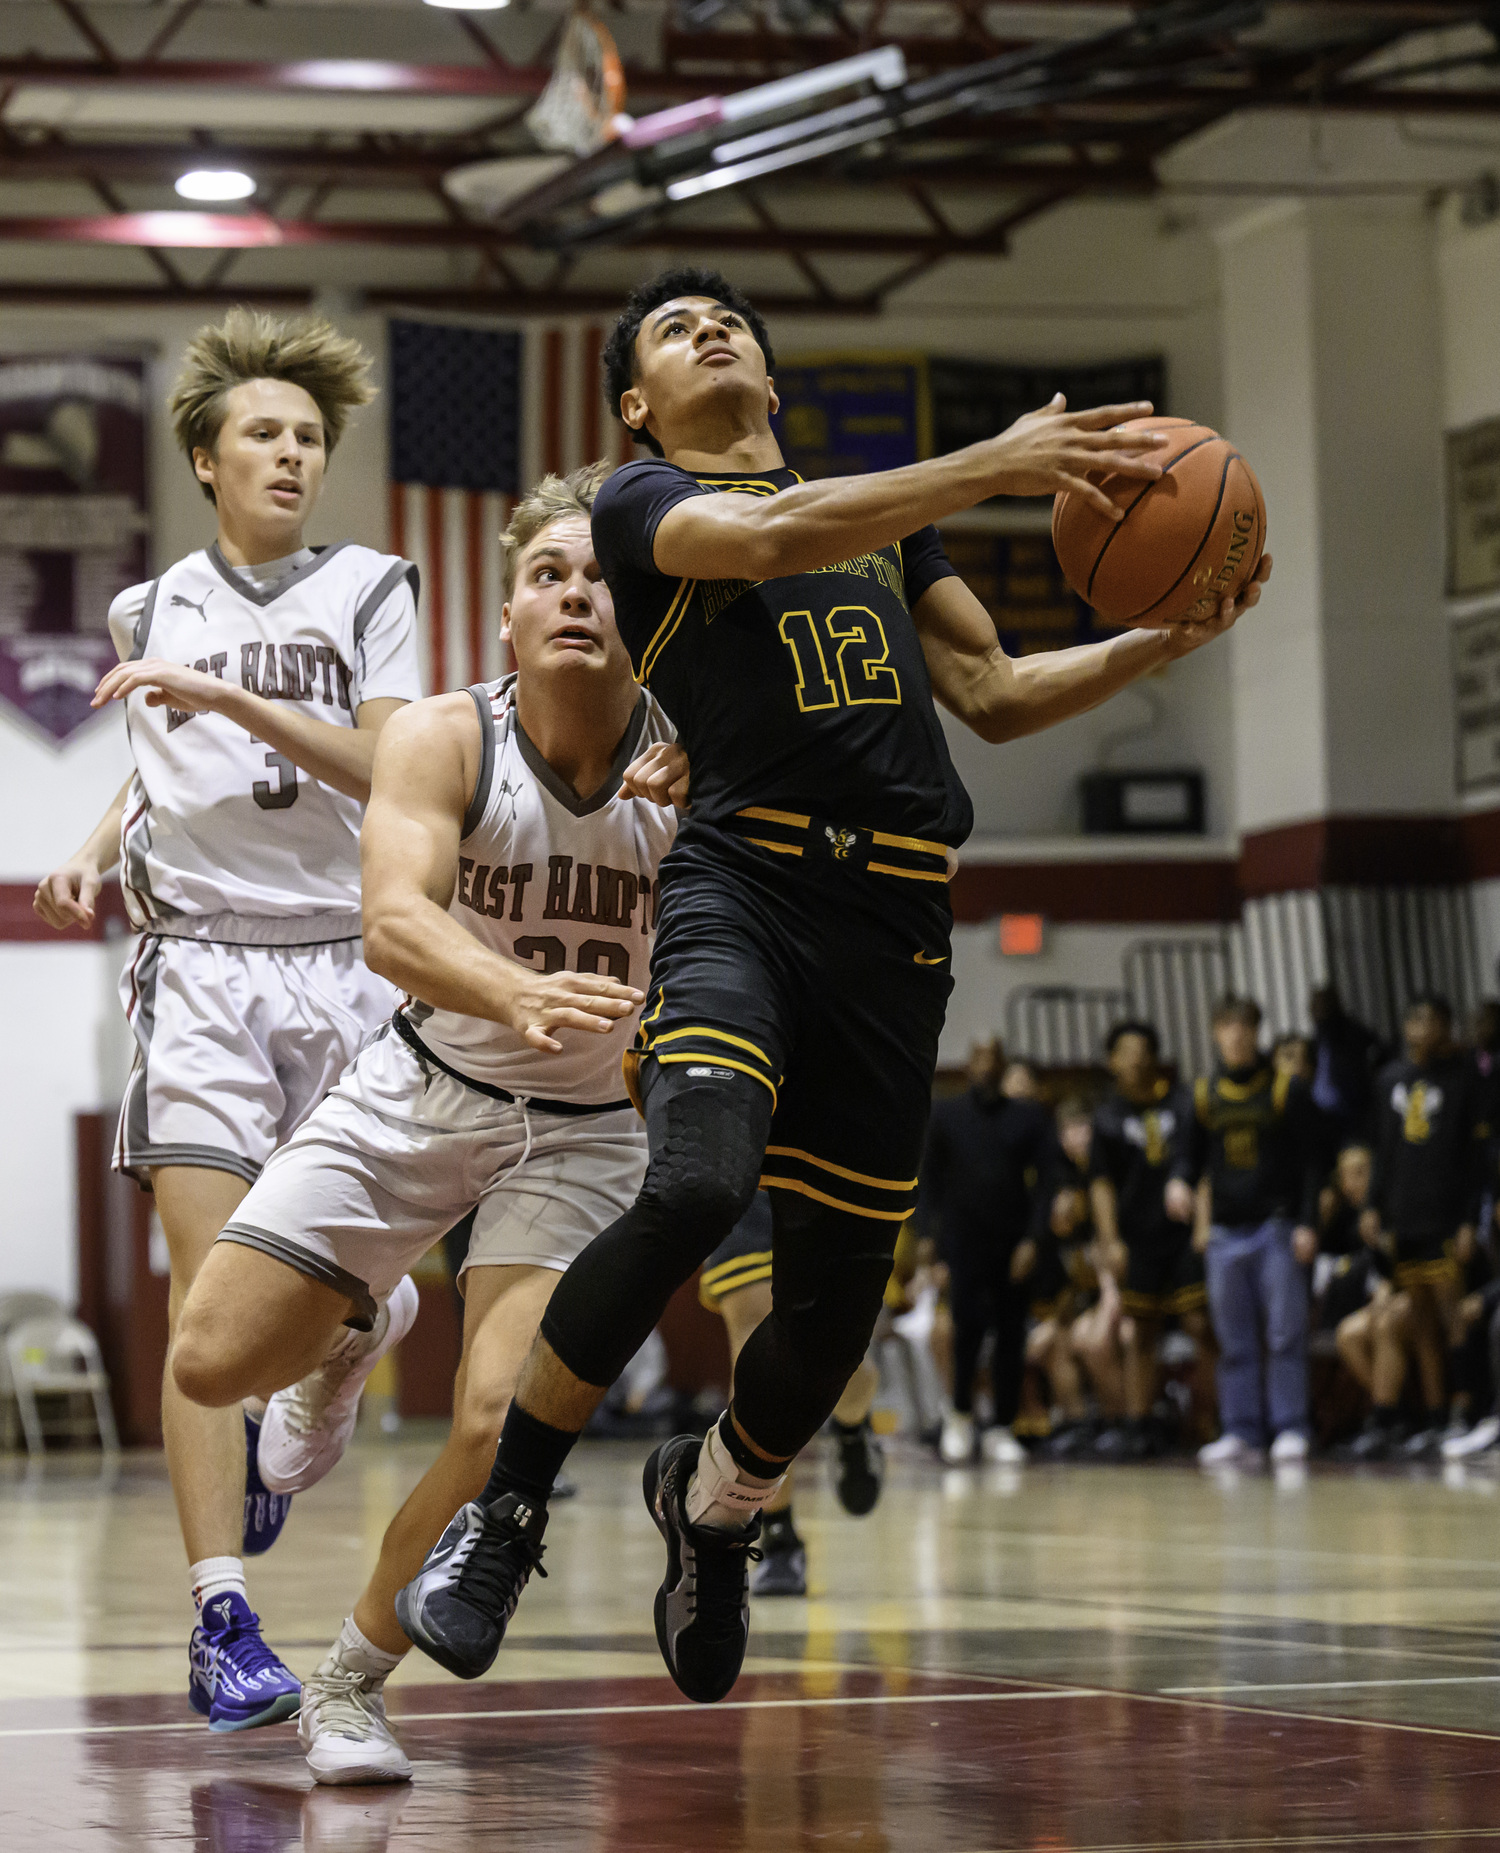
590, 460, 974, 847
1091, 1080, 1191, 1246
1175, 1061, 1323, 1229
1371, 1053, 1490, 1240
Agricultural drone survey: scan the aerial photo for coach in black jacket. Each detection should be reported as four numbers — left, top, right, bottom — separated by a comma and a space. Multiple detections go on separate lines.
920, 1037, 1051, 1465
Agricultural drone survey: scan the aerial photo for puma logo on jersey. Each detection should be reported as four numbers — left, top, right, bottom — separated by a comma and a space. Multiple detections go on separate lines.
171, 591, 212, 621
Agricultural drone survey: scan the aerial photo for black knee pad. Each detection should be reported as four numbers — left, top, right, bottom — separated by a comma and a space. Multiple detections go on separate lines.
635, 1061, 770, 1236
540, 1064, 772, 1389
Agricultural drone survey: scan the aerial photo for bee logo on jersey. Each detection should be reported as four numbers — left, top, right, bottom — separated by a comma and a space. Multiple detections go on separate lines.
826, 825, 859, 861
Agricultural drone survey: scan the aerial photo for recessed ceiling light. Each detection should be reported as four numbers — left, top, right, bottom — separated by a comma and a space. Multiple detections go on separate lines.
175, 169, 256, 203
423, 0, 510, 10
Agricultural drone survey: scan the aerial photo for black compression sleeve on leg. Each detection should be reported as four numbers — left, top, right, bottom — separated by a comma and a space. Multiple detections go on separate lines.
481, 1402, 576, 1508
729, 1191, 898, 1461
540, 1064, 772, 1391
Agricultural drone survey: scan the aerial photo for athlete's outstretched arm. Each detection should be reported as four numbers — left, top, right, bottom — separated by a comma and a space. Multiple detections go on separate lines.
360, 697, 643, 1053
90, 658, 402, 801
914, 556, 1272, 746
33, 776, 130, 929
652, 395, 1168, 583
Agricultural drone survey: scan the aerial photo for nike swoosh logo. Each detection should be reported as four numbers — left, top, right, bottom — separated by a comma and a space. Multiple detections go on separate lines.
913, 952, 947, 965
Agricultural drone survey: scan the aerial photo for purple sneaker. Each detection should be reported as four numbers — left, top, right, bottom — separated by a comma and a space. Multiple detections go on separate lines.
188, 1592, 301, 1732
243, 1410, 293, 1556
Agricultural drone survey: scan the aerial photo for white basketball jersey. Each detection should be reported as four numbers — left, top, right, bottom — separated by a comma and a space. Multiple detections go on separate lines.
403, 675, 677, 1107
109, 542, 422, 943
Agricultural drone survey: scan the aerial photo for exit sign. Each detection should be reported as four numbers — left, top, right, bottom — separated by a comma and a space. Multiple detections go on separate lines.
998, 913, 1046, 956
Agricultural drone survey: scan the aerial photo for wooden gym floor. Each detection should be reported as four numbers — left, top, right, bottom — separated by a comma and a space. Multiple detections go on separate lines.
3, 1437, 1500, 1850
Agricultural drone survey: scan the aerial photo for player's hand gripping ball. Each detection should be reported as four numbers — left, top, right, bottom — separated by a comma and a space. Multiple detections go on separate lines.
1052, 417, 1267, 628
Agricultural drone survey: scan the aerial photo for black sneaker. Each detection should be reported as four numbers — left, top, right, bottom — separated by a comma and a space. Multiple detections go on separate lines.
394, 1491, 548, 1680
644, 1434, 761, 1703
833, 1418, 884, 1516
751, 1517, 807, 1597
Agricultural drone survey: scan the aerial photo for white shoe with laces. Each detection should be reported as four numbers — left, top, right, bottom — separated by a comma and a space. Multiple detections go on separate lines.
259, 1275, 420, 1495
1269, 1430, 1309, 1463
1442, 1414, 1500, 1460
300, 1657, 412, 1786
980, 1426, 1026, 1465
1198, 1432, 1264, 1468
940, 1410, 975, 1465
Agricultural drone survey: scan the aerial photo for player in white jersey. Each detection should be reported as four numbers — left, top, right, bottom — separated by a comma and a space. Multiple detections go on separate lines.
171, 463, 673, 1783
33, 311, 422, 1732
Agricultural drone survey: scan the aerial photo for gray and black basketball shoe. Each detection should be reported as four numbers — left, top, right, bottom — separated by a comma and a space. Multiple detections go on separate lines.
834, 1417, 885, 1516
394, 1492, 548, 1680
750, 1514, 807, 1597
644, 1434, 761, 1703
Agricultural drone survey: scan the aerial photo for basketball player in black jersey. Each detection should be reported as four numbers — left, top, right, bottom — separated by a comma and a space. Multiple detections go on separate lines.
399, 266, 1272, 1704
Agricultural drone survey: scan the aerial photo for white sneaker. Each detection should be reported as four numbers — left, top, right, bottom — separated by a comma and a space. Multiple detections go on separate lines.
260, 1275, 420, 1495
1442, 1414, 1500, 1460
1198, 1432, 1263, 1468
1269, 1430, 1309, 1463
980, 1426, 1026, 1465
300, 1657, 412, 1787
940, 1410, 976, 1465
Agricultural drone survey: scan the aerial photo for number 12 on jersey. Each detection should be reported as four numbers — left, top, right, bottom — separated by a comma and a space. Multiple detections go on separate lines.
778, 606, 902, 712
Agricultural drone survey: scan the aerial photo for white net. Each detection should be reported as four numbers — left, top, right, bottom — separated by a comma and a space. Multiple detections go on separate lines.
526, 11, 627, 159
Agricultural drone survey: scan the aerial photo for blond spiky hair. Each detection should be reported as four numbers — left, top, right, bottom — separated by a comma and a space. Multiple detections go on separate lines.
501, 460, 612, 599
169, 308, 376, 502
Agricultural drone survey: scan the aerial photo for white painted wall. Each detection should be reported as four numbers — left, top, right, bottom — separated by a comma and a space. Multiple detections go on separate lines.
0, 223, 1231, 1294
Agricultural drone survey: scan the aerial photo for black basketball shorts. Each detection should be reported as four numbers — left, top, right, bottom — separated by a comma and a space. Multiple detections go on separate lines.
623, 827, 955, 1235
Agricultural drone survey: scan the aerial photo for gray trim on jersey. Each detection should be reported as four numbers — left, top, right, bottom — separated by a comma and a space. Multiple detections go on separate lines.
118, 1143, 263, 1189
513, 692, 648, 818
218, 1223, 378, 1331
122, 791, 166, 925
127, 579, 161, 662
353, 560, 420, 650
116, 933, 164, 1170
462, 683, 497, 840
206, 539, 353, 608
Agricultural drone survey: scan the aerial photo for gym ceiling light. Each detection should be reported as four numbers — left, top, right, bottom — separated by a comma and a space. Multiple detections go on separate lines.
174, 170, 256, 202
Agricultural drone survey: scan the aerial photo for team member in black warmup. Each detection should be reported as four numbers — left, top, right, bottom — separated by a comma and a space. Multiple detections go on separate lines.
1089, 1022, 1207, 1458
921, 1037, 1051, 1465
397, 266, 1270, 1705
1364, 995, 1491, 1454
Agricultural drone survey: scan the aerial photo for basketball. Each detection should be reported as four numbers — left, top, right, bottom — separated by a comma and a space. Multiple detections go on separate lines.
1051, 416, 1267, 627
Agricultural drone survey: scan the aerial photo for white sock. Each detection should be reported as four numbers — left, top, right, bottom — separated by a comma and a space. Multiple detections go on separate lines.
684, 1420, 786, 1532
330, 1614, 403, 1683
190, 1556, 246, 1613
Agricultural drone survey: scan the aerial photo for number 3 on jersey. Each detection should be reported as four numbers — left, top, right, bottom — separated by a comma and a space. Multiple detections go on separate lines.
778, 606, 902, 713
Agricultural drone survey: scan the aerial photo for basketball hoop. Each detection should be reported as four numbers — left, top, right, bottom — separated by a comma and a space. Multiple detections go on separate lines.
526, 9, 628, 159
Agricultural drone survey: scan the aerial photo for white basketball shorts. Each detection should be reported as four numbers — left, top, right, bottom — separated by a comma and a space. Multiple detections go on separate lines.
114, 934, 397, 1188
216, 1027, 647, 1327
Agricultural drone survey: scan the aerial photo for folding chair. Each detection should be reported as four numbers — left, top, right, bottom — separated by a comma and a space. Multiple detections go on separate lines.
6, 1315, 119, 1455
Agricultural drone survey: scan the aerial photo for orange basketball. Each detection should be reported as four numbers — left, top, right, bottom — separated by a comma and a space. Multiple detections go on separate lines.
1051, 416, 1267, 628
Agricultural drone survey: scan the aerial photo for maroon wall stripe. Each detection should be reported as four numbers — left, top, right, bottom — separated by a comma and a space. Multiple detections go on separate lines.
949, 858, 1239, 925
1239, 814, 1476, 895
1, 882, 129, 943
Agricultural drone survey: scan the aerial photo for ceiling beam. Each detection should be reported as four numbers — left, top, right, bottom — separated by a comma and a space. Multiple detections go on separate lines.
0, 210, 1022, 259
0, 281, 878, 316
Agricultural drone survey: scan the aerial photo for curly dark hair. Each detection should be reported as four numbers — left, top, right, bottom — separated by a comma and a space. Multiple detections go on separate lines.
601, 266, 775, 458
1105, 1019, 1160, 1058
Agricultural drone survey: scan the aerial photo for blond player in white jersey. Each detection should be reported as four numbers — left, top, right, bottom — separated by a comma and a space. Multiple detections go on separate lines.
172, 463, 675, 1784
33, 311, 422, 1733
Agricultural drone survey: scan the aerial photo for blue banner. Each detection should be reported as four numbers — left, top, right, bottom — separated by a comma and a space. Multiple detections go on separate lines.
770, 353, 927, 480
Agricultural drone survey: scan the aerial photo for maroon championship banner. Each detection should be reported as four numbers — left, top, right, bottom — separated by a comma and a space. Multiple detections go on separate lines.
0, 353, 149, 744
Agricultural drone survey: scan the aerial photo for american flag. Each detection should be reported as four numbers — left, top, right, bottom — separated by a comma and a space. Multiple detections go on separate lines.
388, 318, 635, 693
